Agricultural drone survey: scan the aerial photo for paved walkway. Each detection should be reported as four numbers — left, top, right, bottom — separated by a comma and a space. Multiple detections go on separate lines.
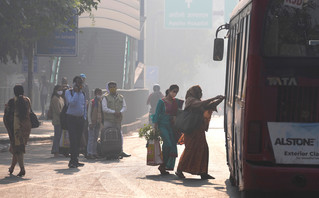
0, 111, 149, 153
0, 112, 53, 152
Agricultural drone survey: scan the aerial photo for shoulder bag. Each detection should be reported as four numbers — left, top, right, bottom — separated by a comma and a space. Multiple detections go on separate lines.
175, 110, 203, 134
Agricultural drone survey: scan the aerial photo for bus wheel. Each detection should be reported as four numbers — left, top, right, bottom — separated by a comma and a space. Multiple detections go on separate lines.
229, 174, 236, 186
240, 190, 256, 198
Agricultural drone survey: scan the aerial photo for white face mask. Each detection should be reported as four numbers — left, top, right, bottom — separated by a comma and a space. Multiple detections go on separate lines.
96, 95, 102, 99
57, 91, 63, 95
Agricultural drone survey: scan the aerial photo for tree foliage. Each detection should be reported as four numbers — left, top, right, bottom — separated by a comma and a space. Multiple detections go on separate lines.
0, 0, 100, 63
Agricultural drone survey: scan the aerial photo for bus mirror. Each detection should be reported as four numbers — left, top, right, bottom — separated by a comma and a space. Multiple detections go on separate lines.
213, 38, 224, 61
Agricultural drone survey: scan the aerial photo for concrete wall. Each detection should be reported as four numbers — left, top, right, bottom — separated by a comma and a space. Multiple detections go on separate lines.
117, 89, 149, 124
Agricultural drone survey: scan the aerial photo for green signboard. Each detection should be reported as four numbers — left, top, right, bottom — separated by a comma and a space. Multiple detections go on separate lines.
225, 0, 238, 22
165, 0, 212, 29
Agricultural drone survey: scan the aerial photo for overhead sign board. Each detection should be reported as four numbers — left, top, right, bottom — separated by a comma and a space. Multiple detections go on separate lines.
36, 16, 78, 57
268, 122, 319, 165
165, 0, 213, 29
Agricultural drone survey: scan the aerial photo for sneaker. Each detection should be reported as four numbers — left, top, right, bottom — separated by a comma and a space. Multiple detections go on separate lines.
76, 162, 85, 167
68, 162, 77, 168
119, 152, 131, 157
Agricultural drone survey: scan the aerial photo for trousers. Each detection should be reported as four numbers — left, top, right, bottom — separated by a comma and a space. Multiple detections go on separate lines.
67, 115, 84, 163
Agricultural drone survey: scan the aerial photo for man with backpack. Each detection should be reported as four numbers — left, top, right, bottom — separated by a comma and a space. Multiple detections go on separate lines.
102, 81, 131, 158
65, 76, 87, 168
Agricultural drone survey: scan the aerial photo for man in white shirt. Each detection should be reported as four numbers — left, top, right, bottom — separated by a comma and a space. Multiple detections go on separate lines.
102, 81, 130, 157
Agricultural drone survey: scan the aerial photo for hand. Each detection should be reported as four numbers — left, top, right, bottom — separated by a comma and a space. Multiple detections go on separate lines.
89, 124, 95, 129
213, 95, 224, 100
73, 86, 79, 92
115, 112, 122, 118
154, 123, 158, 131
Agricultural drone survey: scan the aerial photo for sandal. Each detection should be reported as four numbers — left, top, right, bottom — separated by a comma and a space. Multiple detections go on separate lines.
8, 166, 14, 175
175, 170, 185, 179
158, 166, 169, 175
200, 173, 215, 180
17, 167, 25, 177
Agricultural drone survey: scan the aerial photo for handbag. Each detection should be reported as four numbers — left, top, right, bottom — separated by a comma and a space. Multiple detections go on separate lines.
175, 110, 202, 134
147, 139, 163, 166
59, 130, 70, 148
30, 110, 40, 128
60, 104, 69, 130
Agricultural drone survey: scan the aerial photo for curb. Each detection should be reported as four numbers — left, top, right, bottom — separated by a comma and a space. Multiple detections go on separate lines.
0, 136, 53, 153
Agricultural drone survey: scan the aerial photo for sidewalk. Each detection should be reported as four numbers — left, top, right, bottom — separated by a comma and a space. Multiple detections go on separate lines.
0, 112, 148, 153
0, 112, 54, 152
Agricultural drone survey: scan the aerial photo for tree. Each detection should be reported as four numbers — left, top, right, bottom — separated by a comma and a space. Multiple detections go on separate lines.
0, 0, 100, 100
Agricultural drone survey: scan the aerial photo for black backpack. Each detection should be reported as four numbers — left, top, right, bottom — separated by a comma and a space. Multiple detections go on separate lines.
60, 90, 72, 130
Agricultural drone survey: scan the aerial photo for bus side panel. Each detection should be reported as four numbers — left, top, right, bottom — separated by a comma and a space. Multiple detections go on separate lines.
225, 103, 235, 180
241, 0, 269, 191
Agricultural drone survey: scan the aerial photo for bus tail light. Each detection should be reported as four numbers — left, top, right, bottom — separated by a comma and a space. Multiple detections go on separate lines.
247, 121, 262, 154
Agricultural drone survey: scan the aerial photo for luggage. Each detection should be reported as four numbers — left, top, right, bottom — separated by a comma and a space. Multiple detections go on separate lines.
98, 127, 122, 159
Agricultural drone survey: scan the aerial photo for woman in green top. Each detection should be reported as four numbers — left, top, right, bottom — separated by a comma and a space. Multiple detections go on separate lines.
152, 84, 180, 175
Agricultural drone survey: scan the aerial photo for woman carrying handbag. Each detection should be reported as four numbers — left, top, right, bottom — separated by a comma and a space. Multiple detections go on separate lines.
175, 85, 224, 180
4, 85, 33, 177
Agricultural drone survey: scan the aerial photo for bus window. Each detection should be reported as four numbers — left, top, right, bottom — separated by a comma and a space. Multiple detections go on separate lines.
263, 0, 319, 57
236, 18, 245, 99
241, 15, 251, 100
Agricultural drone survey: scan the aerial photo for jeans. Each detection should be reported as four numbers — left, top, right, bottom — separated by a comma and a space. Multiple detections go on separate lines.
67, 115, 84, 164
87, 124, 101, 155
51, 125, 62, 154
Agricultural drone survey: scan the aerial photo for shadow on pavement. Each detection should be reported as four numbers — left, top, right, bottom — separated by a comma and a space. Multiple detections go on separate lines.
54, 168, 80, 175
139, 174, 216, 188
224, 179, 240, 198
0, 175, 31, 185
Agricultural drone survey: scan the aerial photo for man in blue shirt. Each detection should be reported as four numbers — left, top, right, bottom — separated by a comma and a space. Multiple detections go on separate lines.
65, 76, 87, 168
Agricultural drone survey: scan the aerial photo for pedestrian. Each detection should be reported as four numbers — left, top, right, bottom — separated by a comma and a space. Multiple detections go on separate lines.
59, 77, 71, 157
147, 84, 164, 124
175, 85, 224, 179
62, 77, 70, 90
65, 76, 87, 168
80, 73, 89, 156
87, 88, 104, 159
3, 85, 32, 177
102, 81, 131, 158
40, 75, 50, 119
152, 84, 180, 175
49, 85, 64, 157
80, 73, 90, 102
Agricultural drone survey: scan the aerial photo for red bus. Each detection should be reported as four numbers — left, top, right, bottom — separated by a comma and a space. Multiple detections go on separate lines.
214, 0, 319, 196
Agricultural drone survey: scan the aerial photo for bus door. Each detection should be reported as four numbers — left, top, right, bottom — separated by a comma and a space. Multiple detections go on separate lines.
225, 20, 239, 185
234, 13, 250, 187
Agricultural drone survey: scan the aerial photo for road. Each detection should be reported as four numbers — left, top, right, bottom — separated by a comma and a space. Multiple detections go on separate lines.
0, 116, 243, 198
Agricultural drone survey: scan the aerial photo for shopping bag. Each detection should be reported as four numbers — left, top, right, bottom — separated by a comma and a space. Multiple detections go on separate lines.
59, 130, 70, 148
146, 139, 163, 166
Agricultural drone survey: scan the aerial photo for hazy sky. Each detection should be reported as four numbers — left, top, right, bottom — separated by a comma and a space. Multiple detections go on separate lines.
145, 0, 228, 100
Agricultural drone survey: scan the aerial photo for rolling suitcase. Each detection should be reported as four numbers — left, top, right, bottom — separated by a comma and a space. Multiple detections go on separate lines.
98, 127, 122, 159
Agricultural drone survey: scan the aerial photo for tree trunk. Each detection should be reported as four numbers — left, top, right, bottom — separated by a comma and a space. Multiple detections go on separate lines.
27, 46, 34, 103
